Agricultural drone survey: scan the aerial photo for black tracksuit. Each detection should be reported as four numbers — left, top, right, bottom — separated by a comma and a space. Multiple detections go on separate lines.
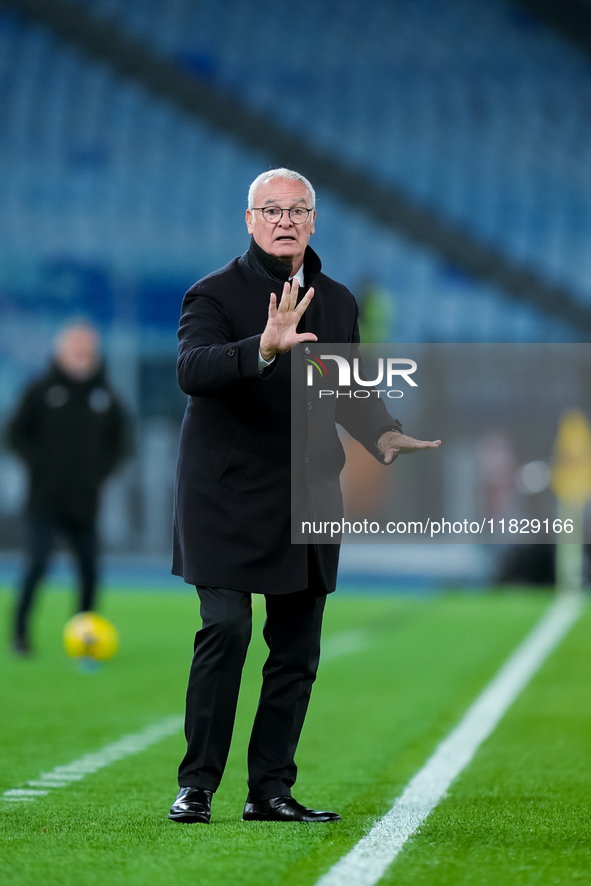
6, 361, 130, 643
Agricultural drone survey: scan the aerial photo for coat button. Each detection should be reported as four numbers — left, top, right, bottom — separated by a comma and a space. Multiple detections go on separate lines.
307, 401, 313, 410
304, 346, 311, 355
305, 456, 310, 464
227, 347, 235, 357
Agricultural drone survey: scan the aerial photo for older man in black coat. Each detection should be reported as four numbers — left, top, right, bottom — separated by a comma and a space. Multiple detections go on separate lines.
169, 169, 440, 824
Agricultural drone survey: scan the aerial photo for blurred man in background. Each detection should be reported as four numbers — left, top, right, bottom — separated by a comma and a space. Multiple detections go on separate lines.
6, 322, 131, 655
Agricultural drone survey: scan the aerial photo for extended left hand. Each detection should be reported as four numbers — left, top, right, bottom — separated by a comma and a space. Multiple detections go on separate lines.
377, 431, 441, 465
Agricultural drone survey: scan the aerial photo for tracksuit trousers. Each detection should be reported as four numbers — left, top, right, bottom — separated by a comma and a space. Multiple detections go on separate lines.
14, 512, 98, 643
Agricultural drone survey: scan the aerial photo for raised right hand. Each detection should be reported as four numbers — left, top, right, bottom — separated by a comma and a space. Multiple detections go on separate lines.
259, 278, 318, 362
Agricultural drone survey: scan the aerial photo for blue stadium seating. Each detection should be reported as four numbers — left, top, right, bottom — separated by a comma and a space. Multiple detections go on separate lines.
63, 0, 591, 307
0, 0, 583, 370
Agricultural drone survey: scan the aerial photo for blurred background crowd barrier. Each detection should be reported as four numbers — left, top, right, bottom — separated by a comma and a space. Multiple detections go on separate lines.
1, 0, 591, 583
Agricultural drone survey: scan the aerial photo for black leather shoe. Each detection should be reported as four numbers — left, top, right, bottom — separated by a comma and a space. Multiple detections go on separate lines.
168, 787, 212, 823
242, 796, 341, 822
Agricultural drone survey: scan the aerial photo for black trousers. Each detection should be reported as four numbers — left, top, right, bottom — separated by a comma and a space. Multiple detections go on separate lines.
13, 512, 98, 641
178, 576, 327, 802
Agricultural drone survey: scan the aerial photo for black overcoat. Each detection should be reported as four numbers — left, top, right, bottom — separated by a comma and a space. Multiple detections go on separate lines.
172, 243, 398, 594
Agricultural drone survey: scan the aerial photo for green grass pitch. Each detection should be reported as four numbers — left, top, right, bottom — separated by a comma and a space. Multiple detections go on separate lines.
1, 584, 589, 885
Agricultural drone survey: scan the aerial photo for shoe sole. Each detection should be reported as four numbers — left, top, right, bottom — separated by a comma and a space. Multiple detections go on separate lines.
168, 813, 210, 823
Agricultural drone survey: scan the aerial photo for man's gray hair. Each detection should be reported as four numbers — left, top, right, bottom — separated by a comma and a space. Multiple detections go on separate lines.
247, 168, 316, 209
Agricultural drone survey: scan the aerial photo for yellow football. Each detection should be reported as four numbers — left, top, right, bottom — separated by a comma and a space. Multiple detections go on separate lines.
63, 612, 119, 661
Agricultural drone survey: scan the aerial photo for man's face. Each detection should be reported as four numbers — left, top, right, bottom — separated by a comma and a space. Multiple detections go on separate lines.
246, 178, 315, 271
56, 327, 100, 380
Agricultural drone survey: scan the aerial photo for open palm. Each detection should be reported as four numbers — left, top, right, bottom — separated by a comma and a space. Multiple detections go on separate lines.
378, 431, 442, 465
259, 279, 318, 362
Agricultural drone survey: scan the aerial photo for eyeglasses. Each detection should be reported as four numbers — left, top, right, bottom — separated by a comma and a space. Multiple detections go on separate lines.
252, 206, 313, 224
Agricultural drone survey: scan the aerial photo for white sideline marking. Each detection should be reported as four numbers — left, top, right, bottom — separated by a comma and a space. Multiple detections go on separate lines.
315, 594, 583, 886
2, 715, 183, 805
2, 629, 366, 807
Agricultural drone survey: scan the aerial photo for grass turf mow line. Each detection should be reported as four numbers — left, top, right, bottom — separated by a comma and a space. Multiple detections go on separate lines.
1, 627, 367, 807
315, 593, 584, 886
2, 715, 183, 804
320, 629, 369, 662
